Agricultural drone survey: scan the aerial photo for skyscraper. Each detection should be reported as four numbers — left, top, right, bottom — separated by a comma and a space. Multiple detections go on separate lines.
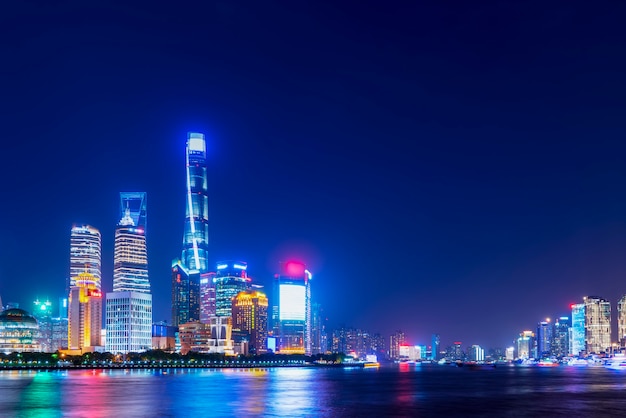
68, 272, 102, 351
200, 272, 217, 323
571, 303, 585, 356
106, 193, 152, 354
214, 261, 250, 318
172, 133, 209, 326
536, 319, 553, 358
272, 261, 312, 355
552, 316, 570, 358
584, 296, 611, 354
617, 294, 626, 347
69, 225, 101, 291
182, 132, 209, 273
232, 290, 268, 354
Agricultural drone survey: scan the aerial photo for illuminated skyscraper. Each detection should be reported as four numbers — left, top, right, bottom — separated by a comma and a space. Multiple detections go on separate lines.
182, 132, 209, 273
68, 272, 102, 351
107, 194, 152, 353
584, 296, 611, 354
214, 261, 250, 318
536, 319, 553, 358
232, 290, 268, 354
571, 303, 585, 356
552, 316, 570, 358
516, 331, 534, 359
618, 294, 626, 347
69, 225, 101, 290
172, 133, 209, 326
200, 272, 217, 323
272, 261, 312, 355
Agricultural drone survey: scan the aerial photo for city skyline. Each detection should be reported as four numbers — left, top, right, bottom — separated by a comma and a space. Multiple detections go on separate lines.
4, 2, 626, 349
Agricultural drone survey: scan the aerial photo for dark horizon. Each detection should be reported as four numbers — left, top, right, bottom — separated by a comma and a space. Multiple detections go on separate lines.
3, 1, 626, 350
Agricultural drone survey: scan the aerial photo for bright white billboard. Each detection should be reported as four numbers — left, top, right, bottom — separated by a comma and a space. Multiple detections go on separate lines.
279, 284, 305, 321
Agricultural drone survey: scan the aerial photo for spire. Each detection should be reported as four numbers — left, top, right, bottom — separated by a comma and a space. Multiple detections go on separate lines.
119, 206, 135, 226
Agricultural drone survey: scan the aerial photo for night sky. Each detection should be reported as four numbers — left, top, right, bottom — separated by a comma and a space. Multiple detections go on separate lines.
3, 1, 626, 349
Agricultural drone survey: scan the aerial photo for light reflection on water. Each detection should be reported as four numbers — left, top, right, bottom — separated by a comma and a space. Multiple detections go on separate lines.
3, 366, 626, 416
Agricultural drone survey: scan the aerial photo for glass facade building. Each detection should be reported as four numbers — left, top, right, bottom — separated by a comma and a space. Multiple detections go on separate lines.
232, 290, 268, 354
69, 225, 101, 290
214, 261, 250, 318
536, 320, 553, 358
68, 272, 102, 350
571, 303, 586, 356
552, 316, 570, 358
584, 296, 611, 354
105, 292, 152, 353
171, 260, 200, 327
113, 209, 149, 293
0, 308, 39, 353
182, 132, 209, 273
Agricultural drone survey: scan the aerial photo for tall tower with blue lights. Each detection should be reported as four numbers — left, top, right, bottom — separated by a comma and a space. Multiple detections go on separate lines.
172, 132, 210, 326
182, 132, 209, 273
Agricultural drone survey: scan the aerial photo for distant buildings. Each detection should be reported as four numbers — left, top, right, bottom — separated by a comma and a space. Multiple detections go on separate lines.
389, 330, 405, 360
214, 261, 250, 318
617, 295, 626, 348
571, 303, 586, 356
552, 316, 570, 358
517, 331, 534, 359
536, 319, 552, 358
272, 261, 312, 355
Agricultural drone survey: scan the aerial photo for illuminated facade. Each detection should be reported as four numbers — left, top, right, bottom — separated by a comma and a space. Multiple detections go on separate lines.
232, 290, 268, 354
171, 260, 200, 327
68, 272, 102, 351
552, 316, 570, 358
0, 308, 39, 353
571, 303, 586, 356
584, 296, 611, 354
172, 132, 209, 326
106, 292, 152, 353
272, 261, 312, 355
113, 206, 149, 293
182, 132, 209, 273
536, 319, 553, 358
69, 225, 101, 290
618, 294, 626, 347
389, 330, 405, 360
200, 272, 217, 323
516, 331, 534, 359
215, 261, 250, 318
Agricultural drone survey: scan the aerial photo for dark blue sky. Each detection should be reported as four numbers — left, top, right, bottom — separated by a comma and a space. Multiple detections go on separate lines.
2, 1, 626, 349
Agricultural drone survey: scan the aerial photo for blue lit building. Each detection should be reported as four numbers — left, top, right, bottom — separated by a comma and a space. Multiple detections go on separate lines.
552, 316, 570, 358
172, 133, 209, 327
571, 303, 585, 356
182, 132, 209, 273
537, 319, 553, 358
214, 261, 250, 318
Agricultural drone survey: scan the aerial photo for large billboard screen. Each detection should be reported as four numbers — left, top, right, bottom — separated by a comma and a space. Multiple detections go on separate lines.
279, 284, 305, 321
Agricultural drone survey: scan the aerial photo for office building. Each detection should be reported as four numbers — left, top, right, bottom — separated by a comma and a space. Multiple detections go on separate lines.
389, 330, 406, 360
431, 334, 441, 361
171, 260, 200, 327
571, 303, 585, 356
618, 294, 626, 347
69, 225, 101, 291
200, 272, 217, 323
106, 193, 152, 353
469, 345, 485, 362
517, 331, 534, 359
68, 272, 102, 351
552, 316, 570, 358
272, 261, 312, 355
232, 290, 268, 355
584, 296, 611, 354
215, 261, 250, 318
537, 319, 553, 358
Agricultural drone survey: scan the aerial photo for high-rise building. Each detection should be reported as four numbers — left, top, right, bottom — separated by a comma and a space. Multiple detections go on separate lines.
431, 334, 441, 361
214, 261, 251, 318
516, 331, 534, 359
389, 330, 405, 360
272, 261, 312, 355
617, 295, 626, 347
537, 319, 553, 358
200, 272, 217, 323
106, 194, 152, 353
69, 225, 101, 291
68, 272, 102, 351
571, 303, 585, 356
584, 296, 611, 354
232, 290, 268, 354
311, 302, 327, 355
172, 132, 209, 326
33, 299, 53, 352
182, 132, 209, 273
171, 260, 200, 327
552, 316, 570, 358
469, 345, 485, 362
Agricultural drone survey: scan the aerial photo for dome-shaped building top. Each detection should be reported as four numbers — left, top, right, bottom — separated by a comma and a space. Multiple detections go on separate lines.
0, 308, 39, 354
